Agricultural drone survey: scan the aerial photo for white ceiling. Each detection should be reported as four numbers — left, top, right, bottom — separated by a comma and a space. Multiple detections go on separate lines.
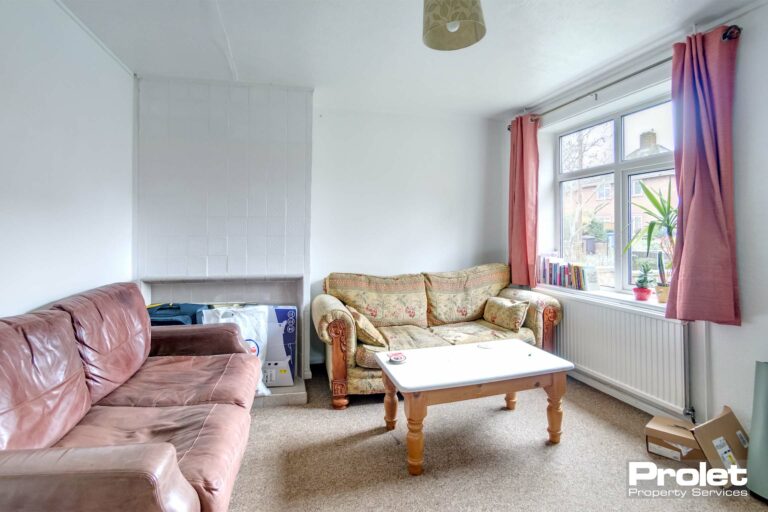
62, 0, 747, 118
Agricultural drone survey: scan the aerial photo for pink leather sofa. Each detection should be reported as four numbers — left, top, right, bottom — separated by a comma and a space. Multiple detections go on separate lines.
0, 282, 260, 512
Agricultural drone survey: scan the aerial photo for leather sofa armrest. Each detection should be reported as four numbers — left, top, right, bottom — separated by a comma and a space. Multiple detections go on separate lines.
496, 288, 562, 352
312, 294, 356, 409
150, 324, 247, 356
0, 443, 199, 512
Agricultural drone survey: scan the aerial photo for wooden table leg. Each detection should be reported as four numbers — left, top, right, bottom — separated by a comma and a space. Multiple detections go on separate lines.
383, 373, 398, 431
544, 372, 567, 444
403, 392, 427, 476
504, 392, 517, 410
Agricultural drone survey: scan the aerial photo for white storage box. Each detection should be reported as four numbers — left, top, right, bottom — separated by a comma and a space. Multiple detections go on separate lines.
264, 305, 297, 387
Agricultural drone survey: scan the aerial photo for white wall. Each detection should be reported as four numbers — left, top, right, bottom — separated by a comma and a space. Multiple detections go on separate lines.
0, 0, 134, 316
136, 78, 311, 279
701, 4, 768, 428
310, 109, 508, 360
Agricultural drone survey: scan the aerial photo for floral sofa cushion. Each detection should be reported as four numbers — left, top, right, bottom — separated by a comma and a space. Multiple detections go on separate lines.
355, 325, 451, 369
379, 325, 451, 350
355, 344, 388, 369
355, 321, 536, 369
429, 320, 536, 346
325, 273, 428, 328
483, 297, 529, 331
423, 263, 510, 325
346, 305, 387, 347
497, 288, 562, 346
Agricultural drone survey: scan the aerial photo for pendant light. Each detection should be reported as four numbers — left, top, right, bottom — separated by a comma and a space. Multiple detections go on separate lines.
423, 0, 486, 51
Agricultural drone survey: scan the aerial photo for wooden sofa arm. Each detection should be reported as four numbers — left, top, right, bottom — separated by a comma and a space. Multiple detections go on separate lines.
496, 288, 562, 352
311, 294, 356, 409
0, 443, 199, 512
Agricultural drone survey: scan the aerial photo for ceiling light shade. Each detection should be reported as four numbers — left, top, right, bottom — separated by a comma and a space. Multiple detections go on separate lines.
423, 0, 486, 51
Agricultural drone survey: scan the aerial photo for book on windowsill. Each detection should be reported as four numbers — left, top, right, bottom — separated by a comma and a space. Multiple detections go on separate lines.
582, 266, 600, 291
537, 255, 600, 292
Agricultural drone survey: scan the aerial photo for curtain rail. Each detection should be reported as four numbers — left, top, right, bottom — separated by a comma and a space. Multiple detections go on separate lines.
507, 25, 742, 130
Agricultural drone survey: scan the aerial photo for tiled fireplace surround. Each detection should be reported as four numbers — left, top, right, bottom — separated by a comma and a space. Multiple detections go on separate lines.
137, 77, 313, 381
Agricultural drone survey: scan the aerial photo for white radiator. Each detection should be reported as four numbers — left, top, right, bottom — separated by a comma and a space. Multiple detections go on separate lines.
550, 290, 689, 417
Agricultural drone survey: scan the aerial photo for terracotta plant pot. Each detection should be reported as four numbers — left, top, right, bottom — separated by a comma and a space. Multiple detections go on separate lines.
656, 285, 670, 304
633, 287, 652, 301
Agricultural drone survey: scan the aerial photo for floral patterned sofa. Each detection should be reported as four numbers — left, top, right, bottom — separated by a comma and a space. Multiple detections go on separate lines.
311, 263, 562, 409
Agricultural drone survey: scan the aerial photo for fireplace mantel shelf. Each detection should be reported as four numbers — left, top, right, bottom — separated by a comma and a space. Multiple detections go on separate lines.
140, 274, 304, 283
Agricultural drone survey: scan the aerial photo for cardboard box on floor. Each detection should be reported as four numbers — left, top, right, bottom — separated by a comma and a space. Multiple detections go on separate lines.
645, 415, 705, 464
645, 406, 749, 471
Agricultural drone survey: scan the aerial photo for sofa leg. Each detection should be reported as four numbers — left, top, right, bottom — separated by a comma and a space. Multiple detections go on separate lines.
331, 378, 348, 410
328, 318, 350, 410
332, 395, 349, 410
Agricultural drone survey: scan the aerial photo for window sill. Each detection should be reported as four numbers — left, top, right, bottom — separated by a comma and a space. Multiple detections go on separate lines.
534, 284, 672, 318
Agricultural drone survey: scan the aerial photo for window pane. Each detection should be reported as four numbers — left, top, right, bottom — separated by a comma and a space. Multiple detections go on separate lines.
559, 120, 614, 173
628, 170, 678, 286
623, 102, 674, 160
561, 174, 615, 287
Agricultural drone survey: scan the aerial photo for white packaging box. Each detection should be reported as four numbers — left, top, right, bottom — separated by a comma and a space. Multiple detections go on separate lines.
263, 305, 297, 387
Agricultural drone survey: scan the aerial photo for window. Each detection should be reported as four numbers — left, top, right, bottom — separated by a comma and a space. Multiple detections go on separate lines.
557, 99, 677, 291
561, 174, 615, 287
559, 120, 614, 173
623, 102, 674, 160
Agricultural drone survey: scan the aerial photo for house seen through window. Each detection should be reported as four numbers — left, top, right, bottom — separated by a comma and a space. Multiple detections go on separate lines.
558, 100, 677, 291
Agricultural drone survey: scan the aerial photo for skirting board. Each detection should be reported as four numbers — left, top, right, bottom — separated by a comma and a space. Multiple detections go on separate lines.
568, 369, 688, 420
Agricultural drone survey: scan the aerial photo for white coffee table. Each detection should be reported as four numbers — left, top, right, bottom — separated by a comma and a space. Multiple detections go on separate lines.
374, 339, 575, 475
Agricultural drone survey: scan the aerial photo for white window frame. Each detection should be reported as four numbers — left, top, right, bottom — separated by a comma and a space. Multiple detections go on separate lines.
555, 95, 675, 293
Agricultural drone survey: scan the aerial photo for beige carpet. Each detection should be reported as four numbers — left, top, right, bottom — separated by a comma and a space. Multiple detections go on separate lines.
229, 367, 765, 512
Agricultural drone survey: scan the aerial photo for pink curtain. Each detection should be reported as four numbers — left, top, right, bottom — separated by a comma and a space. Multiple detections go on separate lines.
667, 26, 741, 325
508, 115, 540, 287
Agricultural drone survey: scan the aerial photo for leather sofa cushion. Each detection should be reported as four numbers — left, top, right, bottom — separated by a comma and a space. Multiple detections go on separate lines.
423, 263, 510, 325
0, 311, 91, 450
325, 272, 428, 328
53, 282, 151, 403
55, 404, 250, 512
97, 354, 260, 410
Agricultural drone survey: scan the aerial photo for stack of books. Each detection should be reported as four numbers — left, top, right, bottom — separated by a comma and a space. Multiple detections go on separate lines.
537, 255, 599, 291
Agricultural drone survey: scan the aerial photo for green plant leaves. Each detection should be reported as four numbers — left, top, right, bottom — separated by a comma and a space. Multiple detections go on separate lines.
622, 178, 677, 257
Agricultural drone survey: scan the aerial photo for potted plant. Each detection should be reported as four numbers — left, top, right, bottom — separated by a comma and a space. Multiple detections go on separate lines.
633, 261, 655, 301
656, 252, 670, 303
623, 179, 677, 302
